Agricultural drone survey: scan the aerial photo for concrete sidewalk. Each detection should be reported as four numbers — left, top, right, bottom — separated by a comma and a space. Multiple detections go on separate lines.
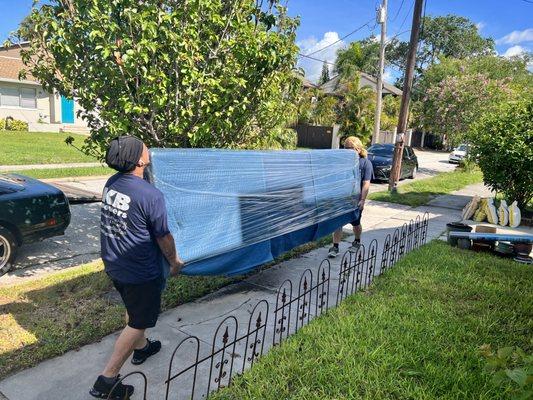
0, 183, 518, 400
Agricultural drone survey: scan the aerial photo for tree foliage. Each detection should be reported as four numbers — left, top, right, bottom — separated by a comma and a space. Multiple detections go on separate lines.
335, 75, 375, 141
388, 14, 495, 88
415, 55, 531, 146
14, 0, 301, 154
469, 98, 533, 207
334, 38, 381, 78
318, 61, 330, 85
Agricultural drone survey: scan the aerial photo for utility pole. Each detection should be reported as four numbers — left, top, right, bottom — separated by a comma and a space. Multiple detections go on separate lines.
388, 0, 424, 192
372, 0, 388, 145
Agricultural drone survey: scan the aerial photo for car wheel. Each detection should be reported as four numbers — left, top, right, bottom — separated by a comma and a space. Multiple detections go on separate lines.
0, 227, 17, 276
409, 166, 417, 179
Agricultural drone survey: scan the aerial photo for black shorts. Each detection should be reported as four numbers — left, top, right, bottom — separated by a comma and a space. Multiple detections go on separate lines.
351, 210, 363, 227
112, 276, 164, 329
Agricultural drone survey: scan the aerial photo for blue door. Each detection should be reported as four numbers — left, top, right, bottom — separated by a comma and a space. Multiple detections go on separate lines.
61, 96, 75, 123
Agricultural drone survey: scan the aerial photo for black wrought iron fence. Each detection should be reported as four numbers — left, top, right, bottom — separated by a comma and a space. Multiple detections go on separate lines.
108, 212, 429, 400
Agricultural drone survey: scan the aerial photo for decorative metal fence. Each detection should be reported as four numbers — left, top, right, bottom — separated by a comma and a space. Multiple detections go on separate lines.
109, 212, 430, 400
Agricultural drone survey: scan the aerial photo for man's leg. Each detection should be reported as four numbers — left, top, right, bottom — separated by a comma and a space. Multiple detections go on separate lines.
332, 228, 343, 245
102, 326, 146, 378
328, 228, 343, 258
353, 224, 362, 241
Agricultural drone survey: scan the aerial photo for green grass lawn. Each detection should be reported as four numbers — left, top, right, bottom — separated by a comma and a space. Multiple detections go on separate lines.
1, 131, 98, 165
6, 166, 112, 179
368, 169, 484, 207
212, 241, 533, 400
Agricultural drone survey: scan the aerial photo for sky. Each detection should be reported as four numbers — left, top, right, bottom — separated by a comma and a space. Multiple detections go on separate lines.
0, 0, 531, 83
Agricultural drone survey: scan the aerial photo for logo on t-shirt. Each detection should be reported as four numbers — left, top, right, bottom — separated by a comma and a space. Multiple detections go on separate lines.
101, 187, 131, 238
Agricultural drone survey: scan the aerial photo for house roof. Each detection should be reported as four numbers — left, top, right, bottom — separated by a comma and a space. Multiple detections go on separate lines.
0, 43, 37, 84
319, 73, 403, 96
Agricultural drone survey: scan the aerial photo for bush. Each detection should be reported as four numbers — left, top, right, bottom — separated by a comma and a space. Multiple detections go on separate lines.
469, 98, 533, 207
0, 118, 5, 130
4, 118, 29, 131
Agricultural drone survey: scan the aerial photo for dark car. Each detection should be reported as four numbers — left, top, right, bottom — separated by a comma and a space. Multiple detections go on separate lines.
0, 174, 71, 275
367, 144, 418, 181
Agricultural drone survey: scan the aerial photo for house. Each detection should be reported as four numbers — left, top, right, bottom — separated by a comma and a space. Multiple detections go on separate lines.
319, 73, 403, 97
0, 43, 88, 132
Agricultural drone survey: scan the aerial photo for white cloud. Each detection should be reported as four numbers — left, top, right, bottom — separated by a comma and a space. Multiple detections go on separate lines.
496, 28, 533, 45
502, 45, 526, 57
382, 70, 393, 83
475, 22, 485, 32
297, 32, 345, 83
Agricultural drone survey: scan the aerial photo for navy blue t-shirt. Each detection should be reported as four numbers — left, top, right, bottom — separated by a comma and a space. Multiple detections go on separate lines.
100, 173, 170, 284
359, 157, 374, 189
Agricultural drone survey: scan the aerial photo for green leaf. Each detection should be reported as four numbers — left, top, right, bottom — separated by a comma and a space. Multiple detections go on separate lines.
506, 369, 528, 387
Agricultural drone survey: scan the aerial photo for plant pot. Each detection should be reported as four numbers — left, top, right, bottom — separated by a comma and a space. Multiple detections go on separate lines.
446, 222, 473, 247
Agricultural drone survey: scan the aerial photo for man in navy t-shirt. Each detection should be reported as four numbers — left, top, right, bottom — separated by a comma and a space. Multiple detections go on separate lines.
91, 136, 184, 400
328, 136, 374, 258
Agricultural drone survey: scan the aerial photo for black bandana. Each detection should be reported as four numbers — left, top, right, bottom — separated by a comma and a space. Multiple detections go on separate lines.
105, 136, 144, 173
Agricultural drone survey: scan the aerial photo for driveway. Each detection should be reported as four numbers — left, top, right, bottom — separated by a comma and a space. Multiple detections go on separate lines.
0, 149, 454, 285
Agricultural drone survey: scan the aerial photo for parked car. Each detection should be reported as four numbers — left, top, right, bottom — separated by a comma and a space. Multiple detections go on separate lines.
0, 174, 71, 275
448, 144, 468, 163
367, 144, 419, 181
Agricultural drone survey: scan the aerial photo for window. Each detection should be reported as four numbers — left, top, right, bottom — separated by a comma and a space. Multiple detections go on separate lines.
1, 87, 19, 107
20, 88, 37, 108
0, 86, 37, 108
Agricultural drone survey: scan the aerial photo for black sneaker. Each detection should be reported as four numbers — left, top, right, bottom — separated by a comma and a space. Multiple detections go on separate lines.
131, 338, 161, 365
349, 240, 361, 252
328, 246, 339, 258
90, 375, 134, 399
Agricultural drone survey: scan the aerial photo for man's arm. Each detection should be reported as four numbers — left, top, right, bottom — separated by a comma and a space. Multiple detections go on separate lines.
359, 180, 371, 211
156, 233, 184, 276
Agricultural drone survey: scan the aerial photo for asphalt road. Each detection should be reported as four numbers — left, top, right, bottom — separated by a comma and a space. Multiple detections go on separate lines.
0, 149, 455, 285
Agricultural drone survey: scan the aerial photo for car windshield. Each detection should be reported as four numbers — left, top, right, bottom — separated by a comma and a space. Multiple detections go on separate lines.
368, 145, 394, 157
456, 145, 467, 152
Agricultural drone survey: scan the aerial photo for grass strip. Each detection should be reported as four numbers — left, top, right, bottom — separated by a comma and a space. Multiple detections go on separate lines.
1, 131, 97, 165
368, 169, 483, 207
212, 241, 533, 400
6, 166, 112, 179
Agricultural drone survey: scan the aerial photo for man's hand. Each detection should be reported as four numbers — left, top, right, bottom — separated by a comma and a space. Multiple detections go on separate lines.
169, 257, 184, 276
358, 199, 365, 211
157, 233, 184, 277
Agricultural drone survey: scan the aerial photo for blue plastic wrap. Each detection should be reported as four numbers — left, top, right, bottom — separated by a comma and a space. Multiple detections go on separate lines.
149, 149, 361, 276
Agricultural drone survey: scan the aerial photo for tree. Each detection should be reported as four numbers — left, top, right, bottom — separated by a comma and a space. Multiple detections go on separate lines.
419, 54, 533, 94
418, 73, 513, 147
387, 14, 495, 87
335, 38, 381, 79
13, 0, 300, 155
469, 98, 533, 207
415, 54, 531, 146
336, 75, 375, 141
318, 61, 330, 85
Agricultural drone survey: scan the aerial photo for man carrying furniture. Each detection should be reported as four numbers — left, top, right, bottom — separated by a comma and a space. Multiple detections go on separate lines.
90, 136, 184, 399
328, 136, 374, 258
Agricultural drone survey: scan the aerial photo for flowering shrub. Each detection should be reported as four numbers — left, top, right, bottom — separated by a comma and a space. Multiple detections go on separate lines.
419, 73, 513, 147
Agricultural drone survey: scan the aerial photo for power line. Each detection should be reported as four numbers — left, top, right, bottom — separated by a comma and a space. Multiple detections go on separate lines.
298, 53, 336, 66
303, 17, 375, 57
390, 0, 406, 22
391, 0, 414, 39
